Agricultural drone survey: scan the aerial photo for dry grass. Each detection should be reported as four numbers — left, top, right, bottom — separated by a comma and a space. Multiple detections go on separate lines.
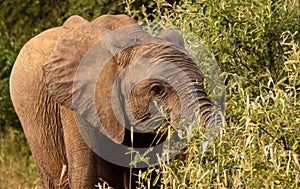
0, 128, 40, 188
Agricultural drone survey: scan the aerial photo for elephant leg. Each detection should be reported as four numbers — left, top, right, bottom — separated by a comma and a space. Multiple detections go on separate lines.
60, 106, 128, 188
9, 25, 71, 188
21, 121, 68, 188
11, 94, 69, 188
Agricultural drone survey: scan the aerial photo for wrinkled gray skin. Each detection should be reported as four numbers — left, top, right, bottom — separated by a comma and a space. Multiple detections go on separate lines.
10, 15, 220, 188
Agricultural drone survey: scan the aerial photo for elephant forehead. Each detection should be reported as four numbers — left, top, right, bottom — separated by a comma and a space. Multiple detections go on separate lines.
117, 61, 172, 93
128, 58, 183, 79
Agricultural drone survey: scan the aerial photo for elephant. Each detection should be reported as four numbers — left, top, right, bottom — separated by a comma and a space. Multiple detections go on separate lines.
10, 14, 222, 188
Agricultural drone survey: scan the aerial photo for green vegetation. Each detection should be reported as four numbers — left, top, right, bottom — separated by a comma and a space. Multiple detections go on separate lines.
0, 0, 299, 188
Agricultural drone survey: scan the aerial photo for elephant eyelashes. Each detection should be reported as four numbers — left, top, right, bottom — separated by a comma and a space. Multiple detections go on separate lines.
150, 83, 165, 97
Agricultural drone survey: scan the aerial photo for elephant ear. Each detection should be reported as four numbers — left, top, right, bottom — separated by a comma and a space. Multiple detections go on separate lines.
156, 30, 185, 48
43, 22, 109, 108
42, 19, 127, 143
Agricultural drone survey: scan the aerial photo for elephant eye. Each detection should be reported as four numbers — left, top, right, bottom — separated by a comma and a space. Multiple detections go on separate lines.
150, 84, 164, 97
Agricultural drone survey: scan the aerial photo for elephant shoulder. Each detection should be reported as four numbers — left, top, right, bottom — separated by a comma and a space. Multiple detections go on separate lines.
10, 15, 89, 101
13, 16, 88, 71
10, 15, 89, 121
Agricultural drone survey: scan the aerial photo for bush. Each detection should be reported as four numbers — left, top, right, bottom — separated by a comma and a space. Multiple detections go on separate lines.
126, 0, 300, 188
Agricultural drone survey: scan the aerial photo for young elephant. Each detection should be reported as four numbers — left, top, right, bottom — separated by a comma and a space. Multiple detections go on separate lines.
10, 15, 221, 188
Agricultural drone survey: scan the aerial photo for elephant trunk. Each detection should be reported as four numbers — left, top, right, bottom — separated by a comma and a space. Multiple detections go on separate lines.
174, 72, 222, 144
169, 64, 222, 143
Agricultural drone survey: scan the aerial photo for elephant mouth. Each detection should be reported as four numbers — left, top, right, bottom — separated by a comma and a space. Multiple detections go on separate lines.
132, 116, 163, 134
130, 101, 176, 137
133, 115, 174, 138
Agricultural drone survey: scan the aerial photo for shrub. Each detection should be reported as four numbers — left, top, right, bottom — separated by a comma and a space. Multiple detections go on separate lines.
126, 0, 300, 188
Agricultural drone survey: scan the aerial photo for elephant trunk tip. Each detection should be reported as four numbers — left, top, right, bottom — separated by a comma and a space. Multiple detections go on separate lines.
204, 110, 223, 137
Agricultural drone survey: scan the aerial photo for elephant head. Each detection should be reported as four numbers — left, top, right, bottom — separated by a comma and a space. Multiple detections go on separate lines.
42, 15, 222, 166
